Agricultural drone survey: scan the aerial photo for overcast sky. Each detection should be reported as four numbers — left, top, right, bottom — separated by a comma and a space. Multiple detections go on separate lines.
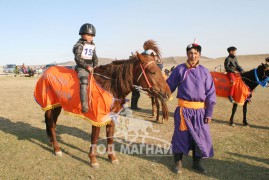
0, 0, 268, 65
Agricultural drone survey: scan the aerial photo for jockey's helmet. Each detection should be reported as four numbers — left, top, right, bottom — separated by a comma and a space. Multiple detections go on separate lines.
79, 23, 96, 36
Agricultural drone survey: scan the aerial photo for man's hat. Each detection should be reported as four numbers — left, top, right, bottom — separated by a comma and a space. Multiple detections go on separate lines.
186, 43, 202, 53
227, 46, 237, 52
186, 38, 202, 53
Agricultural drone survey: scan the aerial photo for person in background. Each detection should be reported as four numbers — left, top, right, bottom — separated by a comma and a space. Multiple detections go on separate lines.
14, 66, 20, 75
73, 23, 98, 113
166, 42, 216, 174
224, 46, 244, 103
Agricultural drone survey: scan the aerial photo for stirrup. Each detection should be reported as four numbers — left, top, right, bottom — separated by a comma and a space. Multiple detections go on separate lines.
82, 105, 89, 113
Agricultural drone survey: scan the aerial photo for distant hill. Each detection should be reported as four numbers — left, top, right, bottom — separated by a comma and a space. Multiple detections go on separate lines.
34, 54, 269, 72
57, 58, 114, 66
162, 56, 211, 67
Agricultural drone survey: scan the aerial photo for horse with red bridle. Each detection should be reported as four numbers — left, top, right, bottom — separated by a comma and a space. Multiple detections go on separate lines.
34, 40, 171, 168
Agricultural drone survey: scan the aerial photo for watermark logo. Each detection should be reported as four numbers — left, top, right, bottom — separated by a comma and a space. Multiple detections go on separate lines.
99, 113, 172, 156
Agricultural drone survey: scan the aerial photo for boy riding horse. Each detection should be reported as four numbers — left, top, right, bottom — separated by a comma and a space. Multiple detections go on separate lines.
224, 46, 244, 103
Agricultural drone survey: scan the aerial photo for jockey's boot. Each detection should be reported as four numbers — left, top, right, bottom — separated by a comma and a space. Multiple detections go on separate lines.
174, 153, 183, 174
228, 95, 235, 103
192, 157, 207, 174
80, 84, 89, 113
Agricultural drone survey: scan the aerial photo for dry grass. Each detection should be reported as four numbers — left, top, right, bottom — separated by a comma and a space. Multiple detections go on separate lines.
0, 57, 269, 179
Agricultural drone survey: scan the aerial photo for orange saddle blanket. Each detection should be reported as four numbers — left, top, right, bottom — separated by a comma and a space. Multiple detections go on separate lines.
34, 66, 114, 126
210, 72, 251, 105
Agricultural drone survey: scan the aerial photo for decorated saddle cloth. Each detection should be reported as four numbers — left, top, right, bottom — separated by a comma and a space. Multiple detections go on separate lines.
210, 72, 251, 105
34, 66, 114, 126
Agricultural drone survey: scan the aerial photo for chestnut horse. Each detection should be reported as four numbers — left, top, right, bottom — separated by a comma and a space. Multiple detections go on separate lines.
37, 41, 171, 168
229, 61, 269, 126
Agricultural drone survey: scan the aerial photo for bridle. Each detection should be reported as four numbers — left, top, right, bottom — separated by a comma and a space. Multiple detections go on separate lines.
242, 66, 269, 87
136, 60, 156, 92
92, 59, 160, 93
254, 67, 269, 87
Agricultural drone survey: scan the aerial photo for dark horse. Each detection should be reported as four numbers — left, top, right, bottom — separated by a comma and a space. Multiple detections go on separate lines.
39, 41, 171, 168
229, 60, 269, 126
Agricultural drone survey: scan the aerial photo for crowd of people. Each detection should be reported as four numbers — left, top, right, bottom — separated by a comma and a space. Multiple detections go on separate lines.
13, 63, 44, 77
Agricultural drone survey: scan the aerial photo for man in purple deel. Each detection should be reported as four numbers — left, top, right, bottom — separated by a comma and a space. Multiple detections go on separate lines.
166, 42, 216, 174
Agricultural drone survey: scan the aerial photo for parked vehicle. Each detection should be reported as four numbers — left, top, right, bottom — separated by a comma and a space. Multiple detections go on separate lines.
3, 64, 16, 73
64, 65, 75, 70
34, 67, 43, 74
44, 64, 56, 71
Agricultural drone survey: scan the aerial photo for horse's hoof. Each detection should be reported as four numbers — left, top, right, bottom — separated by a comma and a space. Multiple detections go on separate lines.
55, 151, 63, 156
90, 162, 100, 169
230, 123, 235, 127
243, 123, 250, 127
108, 154, 120, 165
89, 156, 100, 168
111, 158, 119, 165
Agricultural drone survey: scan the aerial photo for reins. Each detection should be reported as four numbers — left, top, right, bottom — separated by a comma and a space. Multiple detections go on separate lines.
91, 59, 159, 94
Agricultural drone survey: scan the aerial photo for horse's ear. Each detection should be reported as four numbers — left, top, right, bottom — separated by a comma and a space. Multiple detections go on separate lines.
136, 51, 143, 61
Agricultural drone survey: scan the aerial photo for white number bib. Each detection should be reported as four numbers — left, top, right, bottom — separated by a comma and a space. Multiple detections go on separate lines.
81, 44, 95, 59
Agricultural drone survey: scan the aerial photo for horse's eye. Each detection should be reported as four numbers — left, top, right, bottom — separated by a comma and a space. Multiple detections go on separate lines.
147, 69, 155, 74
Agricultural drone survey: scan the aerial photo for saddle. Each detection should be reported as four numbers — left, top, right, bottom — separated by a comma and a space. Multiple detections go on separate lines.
210, 72, 251, 105
34, 66, 114, 126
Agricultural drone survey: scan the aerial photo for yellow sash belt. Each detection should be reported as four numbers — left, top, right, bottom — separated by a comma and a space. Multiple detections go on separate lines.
178, 98, 205, 131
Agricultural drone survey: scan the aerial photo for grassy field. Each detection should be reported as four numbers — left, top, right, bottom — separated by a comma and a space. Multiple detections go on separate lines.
0, 65, 268, 179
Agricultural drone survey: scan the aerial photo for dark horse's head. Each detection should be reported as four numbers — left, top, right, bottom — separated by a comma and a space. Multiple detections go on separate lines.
242, 61, 269, 90
255, 63, 269, 80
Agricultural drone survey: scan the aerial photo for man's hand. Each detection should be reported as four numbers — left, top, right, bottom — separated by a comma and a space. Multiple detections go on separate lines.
204, 118, 212, 124
87, 66, 92, 72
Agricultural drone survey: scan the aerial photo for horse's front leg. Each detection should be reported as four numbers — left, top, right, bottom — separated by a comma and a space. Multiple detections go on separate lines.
106, 121, 119, 164
89, 126, 101, 168
151, 97, 156, 117
155, 97, 160, 123
243, 101, 249, 126
230, 103, 238, 126
45, 109, 62, 156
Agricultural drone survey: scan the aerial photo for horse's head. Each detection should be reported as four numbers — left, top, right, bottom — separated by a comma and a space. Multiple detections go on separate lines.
262, 63, 269, 77
133, 52, 171, 101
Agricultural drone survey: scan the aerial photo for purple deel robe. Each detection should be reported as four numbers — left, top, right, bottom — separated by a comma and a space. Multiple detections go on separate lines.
166, 63, 216, 158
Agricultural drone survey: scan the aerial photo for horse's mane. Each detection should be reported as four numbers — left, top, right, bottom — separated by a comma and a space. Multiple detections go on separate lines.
143, 39, 161, 59
94, 39, 162, 98
94, 57, 137, 98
